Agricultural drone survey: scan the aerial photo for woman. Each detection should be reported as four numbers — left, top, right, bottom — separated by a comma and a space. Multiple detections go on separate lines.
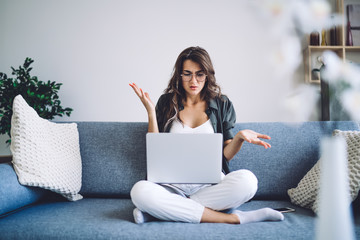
129, 46, 284, 224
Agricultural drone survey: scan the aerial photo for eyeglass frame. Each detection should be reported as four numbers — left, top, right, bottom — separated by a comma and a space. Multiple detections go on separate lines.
180, 72, 207, 82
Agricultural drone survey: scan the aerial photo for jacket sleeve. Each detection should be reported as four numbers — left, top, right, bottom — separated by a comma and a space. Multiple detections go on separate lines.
155, 94, 167, 133
221, 96, 236, 142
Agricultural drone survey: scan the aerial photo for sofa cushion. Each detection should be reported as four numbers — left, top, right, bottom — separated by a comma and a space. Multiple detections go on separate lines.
0, 163, 48, 217
75, 121, 360, 199
10, 95, 82, 201
0, 198, 323, 240
229, 121, 360, 200
287, 129, 360, 213
77, 122, 148, 197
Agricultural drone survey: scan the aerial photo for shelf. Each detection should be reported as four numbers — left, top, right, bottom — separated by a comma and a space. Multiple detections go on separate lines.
345, 46, 360, 50
304, 0, 360, 84
308, 46, 360, 50
308, 46, 344, 50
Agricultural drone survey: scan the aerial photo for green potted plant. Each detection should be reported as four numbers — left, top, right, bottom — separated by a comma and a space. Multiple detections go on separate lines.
0, 57, 73, 144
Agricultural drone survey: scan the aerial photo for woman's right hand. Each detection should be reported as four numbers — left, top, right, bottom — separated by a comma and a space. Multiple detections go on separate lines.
129, 83, 156, 114
129, 83, 159, 133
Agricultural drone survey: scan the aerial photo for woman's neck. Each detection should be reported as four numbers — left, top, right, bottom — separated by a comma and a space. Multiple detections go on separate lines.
184, 94, 204, 106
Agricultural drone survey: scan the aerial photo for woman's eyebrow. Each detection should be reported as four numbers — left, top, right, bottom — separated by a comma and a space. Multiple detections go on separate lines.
183, 70, 204, 73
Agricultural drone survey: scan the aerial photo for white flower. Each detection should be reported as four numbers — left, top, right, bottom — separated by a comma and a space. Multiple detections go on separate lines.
322, 51, 360, 88
321, 51, 360, 120
341, 89, 360, 121
252, 0, 294, 35
250, 0, 347, 122
283, 84, 319, 122
321, 51, 343, 82
254, 0, 333, 34
266, 34, 301, 80
293, 0, 333, 33
254, 0, 292, 19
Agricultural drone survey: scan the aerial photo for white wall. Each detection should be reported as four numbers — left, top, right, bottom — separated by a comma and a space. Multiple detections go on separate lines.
0, 0, 305, 154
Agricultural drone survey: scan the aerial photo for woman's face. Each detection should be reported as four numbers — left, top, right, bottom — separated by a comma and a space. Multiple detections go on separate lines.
181, 59, 207, 99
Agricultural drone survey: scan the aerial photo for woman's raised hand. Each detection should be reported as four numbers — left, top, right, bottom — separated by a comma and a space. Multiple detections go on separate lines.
235, 130, 271, 149
129, 83, 156, 114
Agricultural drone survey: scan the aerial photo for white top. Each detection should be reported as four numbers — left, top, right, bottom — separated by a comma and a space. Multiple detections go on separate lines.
169, 118, 214, 134
166, 118, 219, 196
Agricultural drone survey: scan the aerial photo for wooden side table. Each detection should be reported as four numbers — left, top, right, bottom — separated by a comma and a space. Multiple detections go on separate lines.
0, 155, 12, 163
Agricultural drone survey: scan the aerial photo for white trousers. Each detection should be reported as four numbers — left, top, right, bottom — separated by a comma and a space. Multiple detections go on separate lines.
130, 169, 258, 223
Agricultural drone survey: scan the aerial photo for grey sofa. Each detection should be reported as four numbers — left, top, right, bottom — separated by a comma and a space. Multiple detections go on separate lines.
0, 121, 359, 239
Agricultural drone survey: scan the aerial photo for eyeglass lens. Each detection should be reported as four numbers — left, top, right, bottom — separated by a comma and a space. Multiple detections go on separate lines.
181, 73, 206, 82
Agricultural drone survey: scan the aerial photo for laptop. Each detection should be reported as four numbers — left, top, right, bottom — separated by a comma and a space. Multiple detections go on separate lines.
146, 133, 223, 184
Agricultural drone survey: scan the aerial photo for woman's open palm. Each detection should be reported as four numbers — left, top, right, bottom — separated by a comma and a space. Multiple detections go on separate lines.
236, 130, 271, 149
129, 83, 155, 113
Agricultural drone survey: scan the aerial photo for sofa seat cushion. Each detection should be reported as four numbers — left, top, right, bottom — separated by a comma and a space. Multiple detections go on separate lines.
0, 163, 48, 217
0, 198, 345, 240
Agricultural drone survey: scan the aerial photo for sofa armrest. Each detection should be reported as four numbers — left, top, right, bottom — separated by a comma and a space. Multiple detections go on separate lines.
0, 163, 48, 217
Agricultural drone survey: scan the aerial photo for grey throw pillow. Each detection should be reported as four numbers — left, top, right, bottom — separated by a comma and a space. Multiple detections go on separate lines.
288, 129, 360, 213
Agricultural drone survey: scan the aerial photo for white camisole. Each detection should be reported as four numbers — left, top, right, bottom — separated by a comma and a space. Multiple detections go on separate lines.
169, 118, 214, 134
164, 118, 217, 197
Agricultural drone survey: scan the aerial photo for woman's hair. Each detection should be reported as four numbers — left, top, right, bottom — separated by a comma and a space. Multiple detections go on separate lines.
160, 46, 222, 130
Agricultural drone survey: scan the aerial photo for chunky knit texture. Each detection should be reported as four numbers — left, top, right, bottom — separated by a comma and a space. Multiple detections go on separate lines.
287, 159, 321, 212
10, 95, 82, 201
288, 129, 360, 213
334, 130, 360, 201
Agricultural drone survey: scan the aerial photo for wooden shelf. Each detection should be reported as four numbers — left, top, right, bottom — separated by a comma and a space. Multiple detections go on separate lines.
344, 46, 360, 50
308, 46, 344, 50
304, 0, 360, 84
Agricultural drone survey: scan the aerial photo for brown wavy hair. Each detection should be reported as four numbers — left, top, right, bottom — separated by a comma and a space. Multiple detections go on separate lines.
160, 46, 222, 130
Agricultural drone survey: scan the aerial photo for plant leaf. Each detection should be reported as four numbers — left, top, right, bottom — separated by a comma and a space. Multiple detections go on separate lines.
0, 57, 74, 144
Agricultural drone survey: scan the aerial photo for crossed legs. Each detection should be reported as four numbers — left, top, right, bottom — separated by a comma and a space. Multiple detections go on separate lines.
130, 170, 284, 224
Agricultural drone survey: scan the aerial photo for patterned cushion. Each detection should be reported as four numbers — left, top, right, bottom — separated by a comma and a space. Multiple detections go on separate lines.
287, 130, 360, 213
10, 95, 82, 201
334, 130, 360, 200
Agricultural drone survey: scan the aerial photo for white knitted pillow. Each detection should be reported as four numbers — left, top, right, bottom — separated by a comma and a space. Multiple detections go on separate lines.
10, 95, 82, 201
288, 130, 360, 213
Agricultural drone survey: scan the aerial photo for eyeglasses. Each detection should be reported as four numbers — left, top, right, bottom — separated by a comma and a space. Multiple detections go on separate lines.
181, 73, 207, 82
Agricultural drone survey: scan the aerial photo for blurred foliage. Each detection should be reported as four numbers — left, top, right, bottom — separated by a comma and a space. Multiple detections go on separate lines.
0, 58, 73, 144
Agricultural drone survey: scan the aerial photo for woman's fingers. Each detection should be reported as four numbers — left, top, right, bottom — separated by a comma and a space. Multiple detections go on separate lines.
129, 83, 143, 98
129, 83, 139, 93
129, 83, 155, 112
130, 83, 147, 101
238, 130, 272, 149
144, 92, 153, 104
258, 134, 271, 140
260, 141, 271, 149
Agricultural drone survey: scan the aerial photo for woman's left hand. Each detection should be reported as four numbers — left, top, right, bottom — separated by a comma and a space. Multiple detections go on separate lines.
235, 130, 271, 149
